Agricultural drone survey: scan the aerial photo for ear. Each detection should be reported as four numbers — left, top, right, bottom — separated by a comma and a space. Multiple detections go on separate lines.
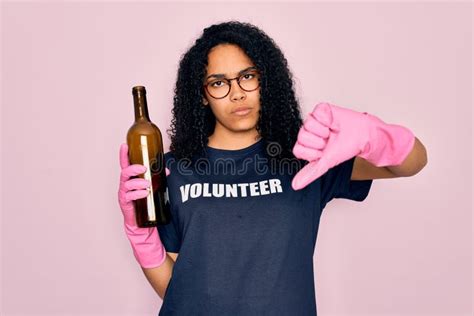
202, 98, 209, 106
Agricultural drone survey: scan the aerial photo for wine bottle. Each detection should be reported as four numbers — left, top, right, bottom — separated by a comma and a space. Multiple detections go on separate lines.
127, 86, 171, 227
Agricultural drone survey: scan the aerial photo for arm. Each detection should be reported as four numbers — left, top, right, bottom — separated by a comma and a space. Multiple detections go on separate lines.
118, 145, 179, 299
291, 103, 424, 190
384, 136, 428, 177
141, 252, 177, 299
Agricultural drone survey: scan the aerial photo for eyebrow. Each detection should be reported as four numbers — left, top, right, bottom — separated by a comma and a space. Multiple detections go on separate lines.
205, 66, 257, 80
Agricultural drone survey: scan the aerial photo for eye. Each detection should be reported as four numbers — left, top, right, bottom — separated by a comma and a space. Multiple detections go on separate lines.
210, 80, 225, 88
241, 73, 255, 80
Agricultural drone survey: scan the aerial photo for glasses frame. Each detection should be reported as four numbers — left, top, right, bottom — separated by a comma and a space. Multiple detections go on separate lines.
203, 69, 261, 99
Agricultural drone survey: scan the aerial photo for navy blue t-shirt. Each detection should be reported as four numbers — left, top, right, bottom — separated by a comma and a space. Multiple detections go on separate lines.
157, 138, 372, 315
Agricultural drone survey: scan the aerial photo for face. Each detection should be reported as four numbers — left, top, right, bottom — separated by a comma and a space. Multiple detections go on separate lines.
202, 44, 261, 136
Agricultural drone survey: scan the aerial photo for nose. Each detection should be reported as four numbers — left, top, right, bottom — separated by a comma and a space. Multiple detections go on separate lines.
229, 78, 246, 101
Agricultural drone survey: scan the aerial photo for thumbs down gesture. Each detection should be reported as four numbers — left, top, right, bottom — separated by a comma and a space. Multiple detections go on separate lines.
291, 102, 415, 191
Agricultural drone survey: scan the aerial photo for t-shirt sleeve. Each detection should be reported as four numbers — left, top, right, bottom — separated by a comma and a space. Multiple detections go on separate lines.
157, 198, 181, 253
156, 152, 181, 253
319, 156, 373, 210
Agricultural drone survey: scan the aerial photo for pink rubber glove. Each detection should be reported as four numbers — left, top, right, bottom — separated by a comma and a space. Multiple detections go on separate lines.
291, 102, 415, 190
118, 143, 170, 268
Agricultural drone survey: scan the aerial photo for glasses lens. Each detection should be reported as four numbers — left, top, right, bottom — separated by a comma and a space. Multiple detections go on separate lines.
239, 72, 259, 92
207, 80, 230, 99
206, 71, 260, 99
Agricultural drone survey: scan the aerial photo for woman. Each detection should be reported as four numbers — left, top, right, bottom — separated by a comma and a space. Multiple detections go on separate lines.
118, 21, 427, 315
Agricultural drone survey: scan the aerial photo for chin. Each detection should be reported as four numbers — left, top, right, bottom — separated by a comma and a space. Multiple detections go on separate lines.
232, 123, 258, 132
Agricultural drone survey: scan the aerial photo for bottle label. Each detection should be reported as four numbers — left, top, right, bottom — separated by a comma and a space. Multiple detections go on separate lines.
140, 135, 156, 221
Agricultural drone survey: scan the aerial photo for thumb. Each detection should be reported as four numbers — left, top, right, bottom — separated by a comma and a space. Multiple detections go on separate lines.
119, 143, 130, 169
291, 153, 334, 191
165, 167, 170, 176
291, 161, 321, 190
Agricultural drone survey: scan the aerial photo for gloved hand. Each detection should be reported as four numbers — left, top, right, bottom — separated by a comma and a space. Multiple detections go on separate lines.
118, 143, 170, 268
291, 102, 415, 190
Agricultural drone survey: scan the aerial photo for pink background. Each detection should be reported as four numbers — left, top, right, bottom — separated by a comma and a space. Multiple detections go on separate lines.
1, 1, 472, 316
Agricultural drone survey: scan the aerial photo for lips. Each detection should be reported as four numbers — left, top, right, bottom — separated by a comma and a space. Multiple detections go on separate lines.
231, 106, 252, 113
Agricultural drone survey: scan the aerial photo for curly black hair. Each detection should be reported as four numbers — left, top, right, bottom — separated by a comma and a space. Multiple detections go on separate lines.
167, 20, 304, 165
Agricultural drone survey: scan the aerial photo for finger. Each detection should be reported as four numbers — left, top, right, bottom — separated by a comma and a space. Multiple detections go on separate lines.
120, 164, 147, 182
297, 128, 327, 150
124, 178, 151, 191
310, 103, 332, 126
311, 102, 340, 133
293, 143, 323, 161
165, 167, 170, 176
125, 189, 150, 202
119, 143, 130, 170
303, 115, 330, 138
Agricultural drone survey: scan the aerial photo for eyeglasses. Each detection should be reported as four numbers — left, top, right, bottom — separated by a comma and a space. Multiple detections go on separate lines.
203, 68, 261, 99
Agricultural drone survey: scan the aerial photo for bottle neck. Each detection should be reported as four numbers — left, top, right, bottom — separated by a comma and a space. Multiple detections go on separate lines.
133, 88, 151, 122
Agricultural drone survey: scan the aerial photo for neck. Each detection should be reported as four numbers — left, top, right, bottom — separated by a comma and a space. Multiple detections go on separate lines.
207, 128, 261, 150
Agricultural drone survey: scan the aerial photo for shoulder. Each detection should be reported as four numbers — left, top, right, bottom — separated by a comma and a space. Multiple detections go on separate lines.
164, 151, 175, 161
164, 151, 178, 169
